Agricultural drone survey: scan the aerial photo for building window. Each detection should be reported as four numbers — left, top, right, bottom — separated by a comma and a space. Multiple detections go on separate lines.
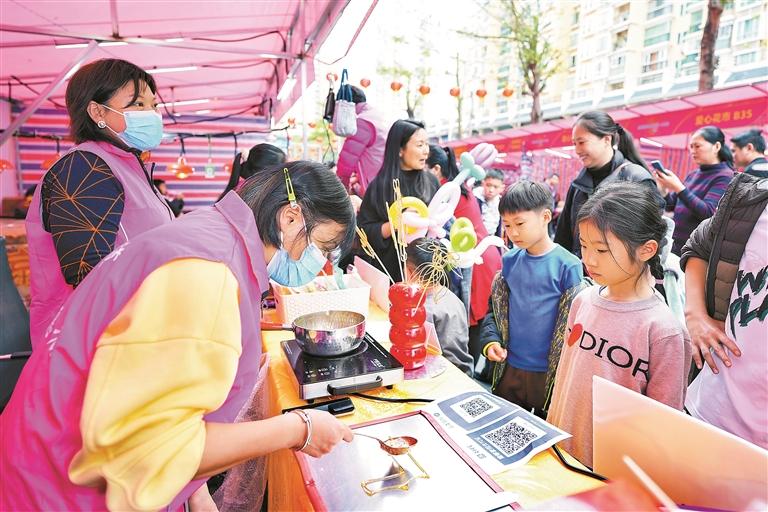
735, 51, 758, 66
689, 10, 703, 32
643, 49, 668, 72
715, 23, 733, 50
644, 22, 671, 46
610, 54, 625, 69
569, 55, 577, 68
736, 16, 760, 41
614, 29, 628, 51
647, 0, 673, 19
609, 81, 624, 91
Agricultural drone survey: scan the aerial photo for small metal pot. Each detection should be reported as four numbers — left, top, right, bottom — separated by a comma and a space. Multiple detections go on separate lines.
263, 310, 366, 357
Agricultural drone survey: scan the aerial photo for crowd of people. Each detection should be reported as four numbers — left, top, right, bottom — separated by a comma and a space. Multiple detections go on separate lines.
1, 57, 766, 510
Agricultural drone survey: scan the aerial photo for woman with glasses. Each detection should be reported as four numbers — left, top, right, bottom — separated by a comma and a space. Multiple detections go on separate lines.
1, 162, 355, 511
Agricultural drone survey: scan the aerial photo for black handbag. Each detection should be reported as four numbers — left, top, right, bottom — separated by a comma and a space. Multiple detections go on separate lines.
323, 85, 335, 121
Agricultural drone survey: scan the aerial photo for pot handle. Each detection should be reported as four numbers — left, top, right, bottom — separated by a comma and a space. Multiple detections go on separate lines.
327, 376, 383, 395
261, 321, 293, 331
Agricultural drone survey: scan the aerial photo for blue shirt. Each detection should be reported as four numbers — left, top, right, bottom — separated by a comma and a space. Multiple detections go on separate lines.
503, 244, 583, 371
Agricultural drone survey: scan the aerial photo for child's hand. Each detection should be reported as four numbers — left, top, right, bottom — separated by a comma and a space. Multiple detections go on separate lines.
486, 343, 507, 362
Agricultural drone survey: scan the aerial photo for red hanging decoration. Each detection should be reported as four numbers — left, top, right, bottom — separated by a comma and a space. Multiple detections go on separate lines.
360, 78, 371, 88
287, 117, 296, 128
326, 72, 338, 82
449, 87, 461, 97
308, 121, 317, 129
475, 88, 487, 99
502, 87, 514, 98
418, 84, 431, 96
390, 81, 403, 92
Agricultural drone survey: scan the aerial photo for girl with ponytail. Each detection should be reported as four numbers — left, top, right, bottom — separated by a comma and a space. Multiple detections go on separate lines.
555, 110, 663, 257
654, 125, 734, 255
546, 182, 691, 468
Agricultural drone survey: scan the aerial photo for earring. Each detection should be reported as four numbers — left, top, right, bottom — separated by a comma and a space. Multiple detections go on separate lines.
97, 120, 106, 129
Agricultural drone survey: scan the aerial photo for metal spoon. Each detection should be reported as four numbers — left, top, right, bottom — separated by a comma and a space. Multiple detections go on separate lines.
355, 433, 418, 455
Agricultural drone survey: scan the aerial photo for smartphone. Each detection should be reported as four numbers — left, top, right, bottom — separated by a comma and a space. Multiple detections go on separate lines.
650, 160, 670, 176
282, 397, 355, 417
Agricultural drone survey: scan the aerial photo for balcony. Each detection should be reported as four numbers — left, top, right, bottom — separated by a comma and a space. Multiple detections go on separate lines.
647, 4, 673, 20
642, 60, 667, 73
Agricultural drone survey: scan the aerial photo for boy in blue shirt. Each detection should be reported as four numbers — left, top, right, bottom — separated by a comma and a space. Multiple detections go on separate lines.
480, 180, 583, 417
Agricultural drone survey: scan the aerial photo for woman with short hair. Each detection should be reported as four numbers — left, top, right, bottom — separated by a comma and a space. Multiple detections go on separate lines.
26, 58, 174, 349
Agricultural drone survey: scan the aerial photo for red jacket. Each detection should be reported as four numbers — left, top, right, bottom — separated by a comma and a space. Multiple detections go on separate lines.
451, 182, 502, 326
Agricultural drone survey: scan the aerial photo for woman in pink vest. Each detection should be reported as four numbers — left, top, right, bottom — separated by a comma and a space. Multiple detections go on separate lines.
336, 86, 394, 196
1, 161, 355, 511
26, 58, 175, 350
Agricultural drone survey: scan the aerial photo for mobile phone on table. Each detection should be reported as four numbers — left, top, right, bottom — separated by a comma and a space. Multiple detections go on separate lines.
650, 160, 670, 175
282, 397, 355, 417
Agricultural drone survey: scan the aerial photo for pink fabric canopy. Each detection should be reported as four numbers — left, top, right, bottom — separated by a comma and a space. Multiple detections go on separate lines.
0, 0, 348, 120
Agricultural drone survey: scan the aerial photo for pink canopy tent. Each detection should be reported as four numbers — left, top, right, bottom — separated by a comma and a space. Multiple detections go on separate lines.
0, 0, 350, 122
0, 0, 373, 204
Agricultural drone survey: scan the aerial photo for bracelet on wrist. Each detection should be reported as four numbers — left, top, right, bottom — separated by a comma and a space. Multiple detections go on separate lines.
289, 409, 312, 451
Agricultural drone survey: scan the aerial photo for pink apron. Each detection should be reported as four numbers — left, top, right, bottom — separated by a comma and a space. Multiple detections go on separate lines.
26, 140, 173, 349
2, 192, 268, 511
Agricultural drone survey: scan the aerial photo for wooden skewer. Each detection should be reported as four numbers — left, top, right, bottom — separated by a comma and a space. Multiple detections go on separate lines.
386, 200, 405, 283
356, 227, 395, 285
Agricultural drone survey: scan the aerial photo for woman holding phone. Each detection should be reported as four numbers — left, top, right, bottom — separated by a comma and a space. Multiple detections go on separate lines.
654, 126, 734, 256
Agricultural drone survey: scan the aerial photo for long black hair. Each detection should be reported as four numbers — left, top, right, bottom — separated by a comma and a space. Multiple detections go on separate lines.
694, 125, 734, 168
237, 160, 355, 255
577, 182, 666, 283
371, 119, 436, 210
427, 144, 468, 197
218, 143, 286, 201
575, 111, 648, 170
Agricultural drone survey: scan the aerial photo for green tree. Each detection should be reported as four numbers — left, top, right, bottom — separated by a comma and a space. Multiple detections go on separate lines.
699, 0, 731, 91
461, 0, 559, 124
377, 36, 432, 119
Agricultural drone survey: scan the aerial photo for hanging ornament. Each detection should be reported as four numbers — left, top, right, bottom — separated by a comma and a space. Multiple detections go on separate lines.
223, 162, 232, 175
449, 87, 461, 97
168, 138, 194, 179
203, 135, 216, 179
475, 88, 487, 99
287, 117, 296, 128
308, 121, 317, 129
390, 81, 403, 92
326, 72, 338, 82
502, 87, 514, 98
360, 78, 371, 88
168, 156, 194, 178
418, 84, 431, 96
41, 137, 62, 170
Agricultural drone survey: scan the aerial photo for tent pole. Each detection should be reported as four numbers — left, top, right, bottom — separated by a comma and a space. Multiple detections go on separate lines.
0, 40, 97, 147
301, 58, 308, 159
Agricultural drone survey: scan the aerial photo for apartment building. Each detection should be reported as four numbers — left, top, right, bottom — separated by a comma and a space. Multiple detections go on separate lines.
433, 0, 767, 139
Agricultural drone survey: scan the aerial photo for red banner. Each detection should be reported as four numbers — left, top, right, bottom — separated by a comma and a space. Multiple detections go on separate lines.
455, 95, 768, 155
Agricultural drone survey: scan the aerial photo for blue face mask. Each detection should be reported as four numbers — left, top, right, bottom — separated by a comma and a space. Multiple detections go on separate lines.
267, 229, 329, 287
102, 105, 164, 151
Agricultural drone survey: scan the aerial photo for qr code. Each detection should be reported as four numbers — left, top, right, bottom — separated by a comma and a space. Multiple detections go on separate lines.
481, 416, 544, 457
451, 395, 499, 423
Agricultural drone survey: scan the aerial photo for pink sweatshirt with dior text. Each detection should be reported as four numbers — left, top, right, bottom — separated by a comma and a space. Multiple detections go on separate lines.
546, 286, 691, 468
